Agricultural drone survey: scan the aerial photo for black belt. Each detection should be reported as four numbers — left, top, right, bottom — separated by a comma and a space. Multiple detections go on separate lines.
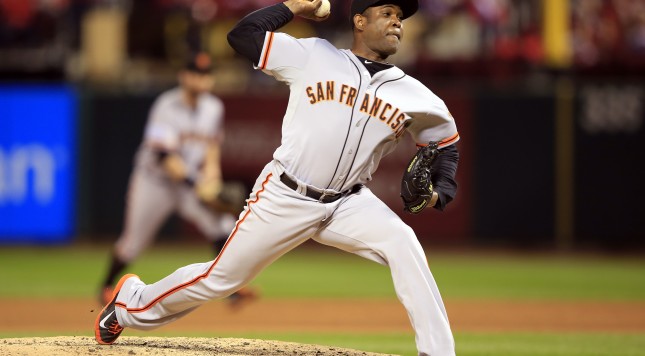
279, 173, 361, 203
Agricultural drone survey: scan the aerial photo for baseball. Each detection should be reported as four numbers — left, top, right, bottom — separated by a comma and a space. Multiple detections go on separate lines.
315, 0, 331, 17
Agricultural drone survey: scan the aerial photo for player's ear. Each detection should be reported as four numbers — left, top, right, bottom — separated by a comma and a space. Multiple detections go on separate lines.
353, 14, 365, 30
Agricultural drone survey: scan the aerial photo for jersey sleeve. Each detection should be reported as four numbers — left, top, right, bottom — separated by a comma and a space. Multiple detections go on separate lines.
408, 113, 460, 149
227, 3, 295, 65
209, 97, 225, 142
405, 84, 460, 149
255, 32, 318, 83
143, 98, 181, 151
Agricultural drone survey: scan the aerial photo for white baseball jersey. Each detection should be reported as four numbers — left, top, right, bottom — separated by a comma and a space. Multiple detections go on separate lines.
136, 87, 225, 182
111, 30, 458, 356
113, 87, 233, 262
258, 33, 459, 192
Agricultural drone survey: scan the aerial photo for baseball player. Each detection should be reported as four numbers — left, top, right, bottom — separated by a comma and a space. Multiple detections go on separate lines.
98, 52, 256, 308
96, 1, 459, 355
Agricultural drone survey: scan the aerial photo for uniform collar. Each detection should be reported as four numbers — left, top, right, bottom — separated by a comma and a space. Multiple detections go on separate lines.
342, 49, 405, 83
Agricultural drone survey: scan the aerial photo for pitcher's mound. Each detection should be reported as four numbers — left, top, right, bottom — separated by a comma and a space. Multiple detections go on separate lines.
1, 336, 394, 355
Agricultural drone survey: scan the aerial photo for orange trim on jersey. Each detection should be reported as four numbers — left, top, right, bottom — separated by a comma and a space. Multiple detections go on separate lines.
438, 132, 460, 147
116, 173, 274, 313
416, 132, 460, 148
259, 32, 275, 70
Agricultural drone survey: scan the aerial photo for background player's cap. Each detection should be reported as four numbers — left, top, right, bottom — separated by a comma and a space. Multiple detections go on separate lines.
350, 0, 418, 25
184, 51, 213, 74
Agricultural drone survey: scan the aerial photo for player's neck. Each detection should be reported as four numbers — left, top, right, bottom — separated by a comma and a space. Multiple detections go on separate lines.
182, 90, 199, 110
350, 48, 389, 64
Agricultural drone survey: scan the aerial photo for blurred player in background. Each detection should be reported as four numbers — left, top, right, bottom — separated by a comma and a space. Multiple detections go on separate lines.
98, 52, 256, 308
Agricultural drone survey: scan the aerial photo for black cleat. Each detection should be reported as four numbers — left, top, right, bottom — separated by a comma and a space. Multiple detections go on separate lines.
94, 273, 137, 345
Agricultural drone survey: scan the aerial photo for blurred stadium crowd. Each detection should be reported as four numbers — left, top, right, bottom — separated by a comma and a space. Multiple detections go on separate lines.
2, 1, 644, 248
1, 0, 644, 92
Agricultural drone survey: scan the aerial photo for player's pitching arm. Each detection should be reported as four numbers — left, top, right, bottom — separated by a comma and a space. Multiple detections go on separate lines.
227, 1, 327, 66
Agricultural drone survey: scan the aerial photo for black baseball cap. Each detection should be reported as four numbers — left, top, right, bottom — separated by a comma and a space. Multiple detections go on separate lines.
350, 0, 418, 24
184, 51, 213, 74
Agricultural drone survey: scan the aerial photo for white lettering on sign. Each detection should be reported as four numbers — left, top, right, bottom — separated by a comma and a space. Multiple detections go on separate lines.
581, 85, 643, 134
0, 144, 56, 205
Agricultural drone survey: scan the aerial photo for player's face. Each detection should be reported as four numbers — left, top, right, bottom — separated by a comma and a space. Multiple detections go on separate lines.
179, 70, 215, 94
361, 5, 404, 58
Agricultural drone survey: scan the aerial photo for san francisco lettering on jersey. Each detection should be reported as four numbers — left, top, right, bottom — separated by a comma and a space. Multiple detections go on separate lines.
305, 81, 407, 135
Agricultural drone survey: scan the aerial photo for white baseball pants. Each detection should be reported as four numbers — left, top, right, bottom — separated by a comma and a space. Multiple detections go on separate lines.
114, 161, 455, 356
114, 169, 236, 262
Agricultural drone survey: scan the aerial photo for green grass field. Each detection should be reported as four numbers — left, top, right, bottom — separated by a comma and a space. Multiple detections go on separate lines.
1, 243, 644, 355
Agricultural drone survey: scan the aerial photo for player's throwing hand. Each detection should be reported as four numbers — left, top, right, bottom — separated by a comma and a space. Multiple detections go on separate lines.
284, 0, 330, 21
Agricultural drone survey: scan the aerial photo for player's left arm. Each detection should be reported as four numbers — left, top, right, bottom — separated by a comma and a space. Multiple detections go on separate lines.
195, 99, 225, 201
195, 138, 223, 203
406, 90, 460, 211
202, 136, 223, 183
423, 141, 459, 211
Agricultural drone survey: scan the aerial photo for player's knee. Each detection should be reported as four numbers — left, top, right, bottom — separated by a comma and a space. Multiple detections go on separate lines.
383, 226, 423, 258
114, 245, 140, 263
203, 271, 249, 297
390, 225, 417, 247
374, 221, 415, 243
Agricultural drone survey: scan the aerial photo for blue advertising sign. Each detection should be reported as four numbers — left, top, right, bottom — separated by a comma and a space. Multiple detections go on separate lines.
0, 85, 77, 244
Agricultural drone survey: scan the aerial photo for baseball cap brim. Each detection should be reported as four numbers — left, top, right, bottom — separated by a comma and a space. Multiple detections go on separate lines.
350, 0, 419, 22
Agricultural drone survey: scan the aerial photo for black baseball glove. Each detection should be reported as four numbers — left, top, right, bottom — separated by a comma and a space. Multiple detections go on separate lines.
401, 141, 440, 214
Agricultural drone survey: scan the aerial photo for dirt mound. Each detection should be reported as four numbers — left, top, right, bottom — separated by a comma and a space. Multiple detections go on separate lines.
0, 336, 394, 356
